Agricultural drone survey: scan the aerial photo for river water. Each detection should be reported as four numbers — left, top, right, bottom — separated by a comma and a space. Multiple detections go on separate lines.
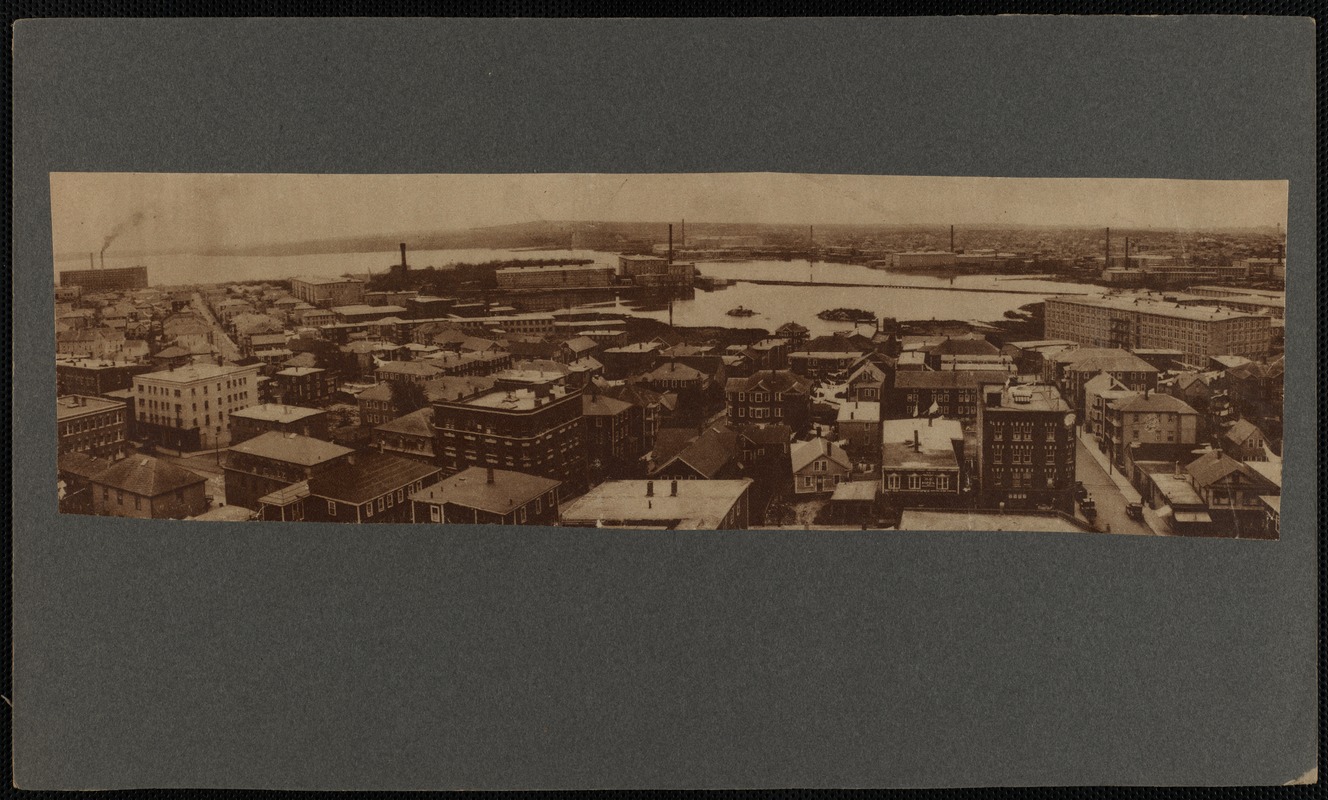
71, 248, 1089, 336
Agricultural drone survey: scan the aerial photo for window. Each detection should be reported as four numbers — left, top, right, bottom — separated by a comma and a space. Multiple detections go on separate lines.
803, 476, 813, 488
887, 473, 900, 491
377, 497, 385, 511
937, 475, 950, 491
366, 502, 374, 518
397, 489, 404, 503
134, 496, 141, 510
430, 505, 441, 522
328, 500, 337, 516
908, 474, 920, 490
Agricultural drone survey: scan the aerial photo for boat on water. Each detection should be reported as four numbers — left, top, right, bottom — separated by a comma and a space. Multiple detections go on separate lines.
726, 305, 757, 317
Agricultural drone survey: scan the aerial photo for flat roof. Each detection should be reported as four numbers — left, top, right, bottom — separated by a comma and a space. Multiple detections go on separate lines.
463, 385, 575, 410
559, 479, 753, 529
331, 304, 408, 315
1047, 293, 1268, 322
495, 264, 614, 273
1147, 472, 1205, 506
231, 403, 326, 423
228, 431, 353, 466
292, 276, 364, 285
410, 467, 560, 515
881, 418, 964, 470
831, 481, 878, 502
898, 509, 1092, 533
137, 363, 256, 383
837, 401, 881, 423
984, 383, 1070, 413
56, 394, 124, 419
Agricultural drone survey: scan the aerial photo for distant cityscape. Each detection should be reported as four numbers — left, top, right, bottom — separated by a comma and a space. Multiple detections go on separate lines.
55, 212, 1285, 538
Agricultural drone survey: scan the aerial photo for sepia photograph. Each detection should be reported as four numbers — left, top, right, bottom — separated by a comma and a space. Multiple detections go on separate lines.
52, 172, 1287, 537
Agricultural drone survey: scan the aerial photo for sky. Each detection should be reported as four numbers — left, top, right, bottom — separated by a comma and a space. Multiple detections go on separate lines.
50, 172, 1289, 258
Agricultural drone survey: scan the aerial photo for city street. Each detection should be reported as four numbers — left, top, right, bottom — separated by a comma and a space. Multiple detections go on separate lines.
1073, 436, 1156, 536
190, 292, 243, 362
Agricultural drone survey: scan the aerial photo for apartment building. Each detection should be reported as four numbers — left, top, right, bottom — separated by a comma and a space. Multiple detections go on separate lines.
133, 363, 261, 450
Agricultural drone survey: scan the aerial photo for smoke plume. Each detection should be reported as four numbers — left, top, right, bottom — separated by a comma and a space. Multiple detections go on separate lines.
101, 210, 147, 256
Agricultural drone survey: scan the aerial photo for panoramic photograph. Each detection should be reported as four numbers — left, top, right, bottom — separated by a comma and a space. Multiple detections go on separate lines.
51, 172, 1287, 537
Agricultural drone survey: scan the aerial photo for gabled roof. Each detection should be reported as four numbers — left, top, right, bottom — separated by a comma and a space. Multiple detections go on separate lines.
91, 456, 207, 496
356, 382, 395, 402
641, 361, 707, 382
725, 370, 812, 395
653, 425, 739, 479
422, 375, 497, 403
563, 335, 598, 353
790, 437, 851, 473
927, 337, 999, 357
738, 423, 793, 446
1055, 347, 1158, 374
1185, 450, 1271, 489
1223, 418, 1264, 446
309, 451, 441, 505
1110, 392, 1198, 415
57, 452, 112, 480
846, 361, 887, 385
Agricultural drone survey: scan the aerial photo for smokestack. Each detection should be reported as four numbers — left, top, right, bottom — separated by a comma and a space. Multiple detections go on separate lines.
400, 243, 408, 271
668, 224, 673, 265
950, 225, 954, 252
809, 225, 814, 246
1105, 227, 1111, 267
913, 428, 920, 451
89, 252, 95, 270
680, 219, 685, 248
1124, 237, 1130, 269
100, 251, 105, 270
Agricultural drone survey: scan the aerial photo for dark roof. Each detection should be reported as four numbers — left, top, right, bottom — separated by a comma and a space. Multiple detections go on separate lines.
738, 423, 793, 445
1223, 419, 1264, 445
309, 451, 441, 505
1056, 348, 1157, 374
410, 467, 560, 514
725, 370, 812, 395
1186, 450, 1265, 488
893, 370, 1011, 390
654, 425, 739, 479
92, 456, 207, 496
927, 337, 999, 357
374, 407, 434, 437
57, 452, 112, 480
582, 393, 634, 416
422, 375, 497, 403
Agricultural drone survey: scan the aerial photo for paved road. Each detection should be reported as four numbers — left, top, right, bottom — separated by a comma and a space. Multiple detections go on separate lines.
1074, 439, 1154, 535
190, 292, 243, 362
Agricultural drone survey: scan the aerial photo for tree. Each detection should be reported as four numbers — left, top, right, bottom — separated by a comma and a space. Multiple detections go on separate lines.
389, 380, 429, 416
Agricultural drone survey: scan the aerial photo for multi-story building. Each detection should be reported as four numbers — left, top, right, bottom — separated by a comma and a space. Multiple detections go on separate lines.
788, 350, 861, 381
837, 401, 882, 463
305, 451, 441, 524
617, 254, 668, 278
229, 403, 330, 444
724, 370, 813, 432
90, 455, 209, 519
975, 383, 1077, 512
431, 384, 588, 496
1044, 294, 1271, 365
790, 437, 851, 495
133, 363, 261, 450
1103, 390, 1200, 469
582, 393, 645, 481
886, 370, 1012, 422
58, 265, 149, 292
844, 361, 889, 403
272, 366, 334, 406
880, 417, 965, 509
494, 264, 615, 290
289, 276, 366, 308
224, 431, 354, 511
558, 478, 754, 530
56, 357, 153, 396
56, 395, 128, 460
410, 466, 561, 525
1045, 347, 1159, 414
373, 408, 437, 464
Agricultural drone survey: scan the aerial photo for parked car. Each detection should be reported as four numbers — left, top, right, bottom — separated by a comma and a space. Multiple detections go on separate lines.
1125, 502, 1144, 521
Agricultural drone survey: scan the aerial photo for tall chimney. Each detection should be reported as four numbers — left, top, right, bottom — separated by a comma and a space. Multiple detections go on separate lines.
89, 252, 95, 270
1124, 237, 1130, 269
680, 219, 685, 248
914, 428, 920, 451
400, 243, 408, 272
668, 224, 673, 264
1105, 227, 1111, 267
950, 225, 955, 252
100, 251, 105, 270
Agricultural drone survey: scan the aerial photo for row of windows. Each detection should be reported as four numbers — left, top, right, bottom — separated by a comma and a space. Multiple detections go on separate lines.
59, 412, 124, 434
326, 480, 427, 518
884, 473, 951, 491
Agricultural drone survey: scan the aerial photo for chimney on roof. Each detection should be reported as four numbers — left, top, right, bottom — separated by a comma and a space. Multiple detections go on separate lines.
646, 480, 654, 497
667, 224, 673, 265
399, 243, 408, 272
913, 428, 920, 451
486, 466, 495, 484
